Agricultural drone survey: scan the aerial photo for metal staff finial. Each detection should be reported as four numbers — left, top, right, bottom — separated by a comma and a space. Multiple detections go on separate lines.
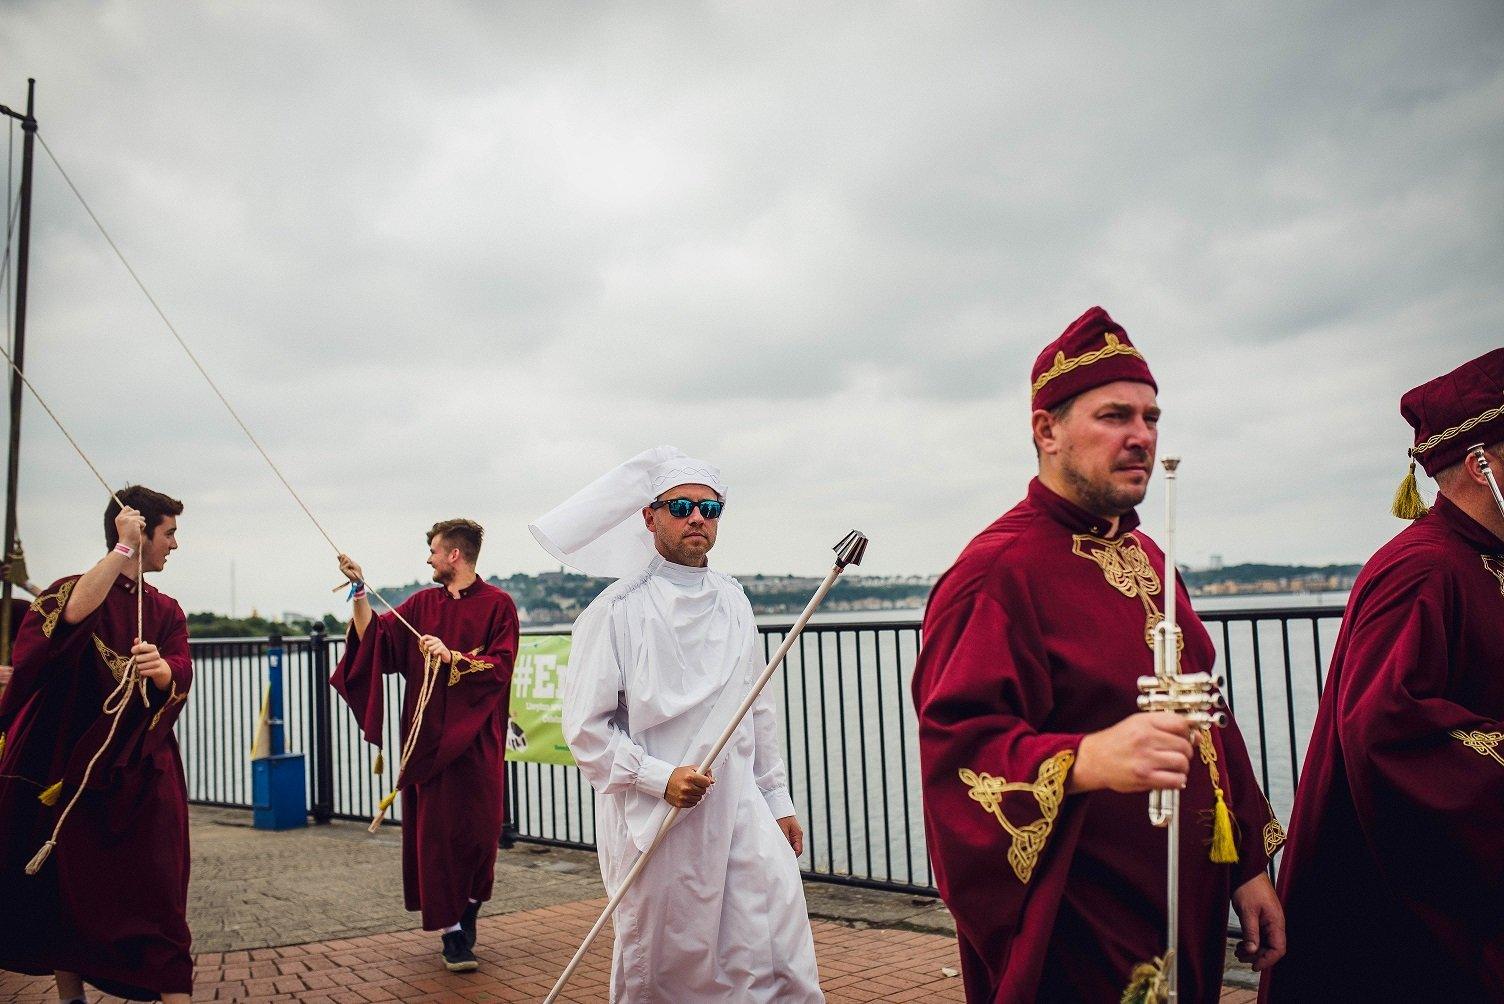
835, 529, 869, 568
1470, 444, 1504, 524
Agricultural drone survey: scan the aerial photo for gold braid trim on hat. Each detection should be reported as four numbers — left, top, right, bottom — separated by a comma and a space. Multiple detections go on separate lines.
1031, 333, 1144, 397
1408, 397, 1504, 457
959, 749, 1074, 884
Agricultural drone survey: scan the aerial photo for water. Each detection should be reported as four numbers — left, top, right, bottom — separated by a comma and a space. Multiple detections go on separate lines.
179, 594, 1346, 892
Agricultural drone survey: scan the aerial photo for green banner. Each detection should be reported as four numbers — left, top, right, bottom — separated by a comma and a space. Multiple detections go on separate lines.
506, 634, 576, 765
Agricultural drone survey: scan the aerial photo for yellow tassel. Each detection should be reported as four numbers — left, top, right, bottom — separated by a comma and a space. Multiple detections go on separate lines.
0, 733, 6, 759
368, 790, 397, 833
1210, 787, 1239, 864
1391, 459, 1429, 520
38, 781, 63, 806
24, 839, 56, 875
373, 749, 384, 775
1121, 955, 1170, 1004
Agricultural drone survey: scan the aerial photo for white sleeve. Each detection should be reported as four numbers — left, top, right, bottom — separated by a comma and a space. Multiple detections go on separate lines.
562, 602, 676, 799
752, 671, 796, 819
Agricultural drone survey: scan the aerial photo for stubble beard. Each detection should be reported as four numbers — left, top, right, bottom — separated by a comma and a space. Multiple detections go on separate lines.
1061, 456, 1148, 518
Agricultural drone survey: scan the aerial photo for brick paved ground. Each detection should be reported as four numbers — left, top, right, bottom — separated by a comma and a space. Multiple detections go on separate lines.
0, 808, 1267, 1001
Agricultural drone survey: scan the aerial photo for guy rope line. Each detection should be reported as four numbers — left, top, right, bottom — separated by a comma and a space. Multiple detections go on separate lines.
35, 130, 438, 828
0, 338, 147, 875
32, 133, 423, 639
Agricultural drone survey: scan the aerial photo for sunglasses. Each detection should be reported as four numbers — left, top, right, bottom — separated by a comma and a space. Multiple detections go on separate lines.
650, 497, 725, 520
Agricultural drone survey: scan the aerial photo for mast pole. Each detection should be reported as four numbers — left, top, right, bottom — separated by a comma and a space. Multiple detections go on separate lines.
1, 78, 37, 665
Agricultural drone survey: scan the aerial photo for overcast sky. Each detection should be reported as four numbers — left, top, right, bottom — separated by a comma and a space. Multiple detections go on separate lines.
1, 2, 1500, 619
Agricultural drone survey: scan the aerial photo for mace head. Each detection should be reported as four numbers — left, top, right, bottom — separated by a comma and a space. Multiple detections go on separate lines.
833, 530, 869, 568
1160, 455, 1181, 473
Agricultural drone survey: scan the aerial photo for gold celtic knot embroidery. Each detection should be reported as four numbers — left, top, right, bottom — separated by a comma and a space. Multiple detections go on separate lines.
30, 579, 75, 639
1262, 797, 1286, 857
1480, 557, 1504, 597
1031, 333, 1145, 397
448, 647, 495, 687
959, 748, 1074, 883
1072, 533, 1184, 653
1452, 729, 1504, 767
91, 634, 132, 683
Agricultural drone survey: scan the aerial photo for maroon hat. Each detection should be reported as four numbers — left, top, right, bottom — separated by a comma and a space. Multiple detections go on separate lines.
1031, 306, 1157, 412
1392, 347, 1504, 519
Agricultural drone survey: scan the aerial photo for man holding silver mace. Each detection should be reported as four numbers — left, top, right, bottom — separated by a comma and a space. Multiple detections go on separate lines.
1265, 348, 1504, 999
913, 307, 1285, 1003
532, 446, 827, 1002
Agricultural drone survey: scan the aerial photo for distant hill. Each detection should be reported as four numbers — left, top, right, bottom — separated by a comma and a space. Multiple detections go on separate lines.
186, 562, 1361, 636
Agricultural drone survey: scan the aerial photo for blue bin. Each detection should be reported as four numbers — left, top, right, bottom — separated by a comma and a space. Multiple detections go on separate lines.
252, 753, 307, 830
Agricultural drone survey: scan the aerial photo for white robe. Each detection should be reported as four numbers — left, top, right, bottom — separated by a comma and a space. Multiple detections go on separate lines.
563, 556, 823, 1003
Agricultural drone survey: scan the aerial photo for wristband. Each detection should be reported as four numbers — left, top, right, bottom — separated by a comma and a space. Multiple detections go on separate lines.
347, 581, 366, 601
113, 542, 135, 558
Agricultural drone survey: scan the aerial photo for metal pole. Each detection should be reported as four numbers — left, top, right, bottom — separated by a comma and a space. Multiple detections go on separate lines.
0, 79, 36, 665
310, 622, 334, 824
268, 631, 285, 757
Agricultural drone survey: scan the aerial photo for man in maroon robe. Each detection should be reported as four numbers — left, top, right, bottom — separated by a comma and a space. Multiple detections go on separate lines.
914, 308, 1286, 1003
0, 486, 193, 1003
331, 518, 518, 973
1263, 350, 1504, 999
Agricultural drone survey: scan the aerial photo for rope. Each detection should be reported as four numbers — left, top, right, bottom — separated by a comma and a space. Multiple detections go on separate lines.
367, 650, 441, 832
33, 132, 423, 641
27, 547, 147, 875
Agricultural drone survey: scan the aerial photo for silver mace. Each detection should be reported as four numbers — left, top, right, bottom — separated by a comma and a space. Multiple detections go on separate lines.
541, 530, 869, 1004
1471, 444, 1504, 523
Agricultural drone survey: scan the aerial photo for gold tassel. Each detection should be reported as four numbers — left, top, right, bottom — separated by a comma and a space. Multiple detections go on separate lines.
1210, 787, 1239, 864
24, 839, 56, 875
1391, 459, 1429, 520
38, 781, 63, 806
0, 733, 6, 759
1121, 955, 1170, 1004
372, 749, 384, 775
368, 790, 397, 833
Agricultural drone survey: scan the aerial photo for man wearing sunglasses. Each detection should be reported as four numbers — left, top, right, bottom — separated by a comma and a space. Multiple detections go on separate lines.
912, 308, 1285, 1002
534, 446, 821, 1003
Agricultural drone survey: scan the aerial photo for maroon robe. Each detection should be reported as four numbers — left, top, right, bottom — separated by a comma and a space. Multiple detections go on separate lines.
0, 574, 193, 999
914, 479, 1282, 1003
1263, 494, 1504, 998
331, 578, 518, 930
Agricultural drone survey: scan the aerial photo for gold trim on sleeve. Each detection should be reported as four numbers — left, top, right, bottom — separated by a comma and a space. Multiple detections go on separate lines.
448, 647, 496, 687
91, 634, 131, 683
149, 679, 189, 730
30, 579, 75, 639
1261, 794, 1287, 858
959, 748, 1075, 883
1031, 333, 1145, 397
1452, 729, 1504, 767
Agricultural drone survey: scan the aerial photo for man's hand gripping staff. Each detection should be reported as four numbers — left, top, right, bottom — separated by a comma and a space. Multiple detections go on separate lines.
541, 530, 869, 1004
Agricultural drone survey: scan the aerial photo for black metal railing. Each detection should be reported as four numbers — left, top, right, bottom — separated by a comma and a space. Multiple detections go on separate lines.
179, 604, 1345, 898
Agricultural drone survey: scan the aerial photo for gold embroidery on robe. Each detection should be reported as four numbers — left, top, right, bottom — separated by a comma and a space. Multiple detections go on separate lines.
959, 748, 1074, 883
29, 579, 76, 639
1452, 729, 1504, 767
1480, 556, 1504, 597
150, 679, 189, 730
1071, 533, 1183, 655
1262, 796, 1287, 857
448, 647, 495, 687
91, 635, 132, 683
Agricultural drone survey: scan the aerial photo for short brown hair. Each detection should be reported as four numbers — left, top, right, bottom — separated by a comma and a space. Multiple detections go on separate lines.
105, 485, 185, 549
427, 518, 483, 564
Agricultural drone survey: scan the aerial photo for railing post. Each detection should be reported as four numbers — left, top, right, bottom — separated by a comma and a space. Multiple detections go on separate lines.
309, 622, 335, 825
501, 760, 519, 849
